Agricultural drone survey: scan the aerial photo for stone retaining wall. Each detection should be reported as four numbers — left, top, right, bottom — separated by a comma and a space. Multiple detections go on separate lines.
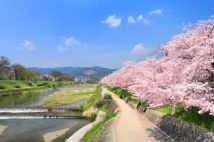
141, 109, 164, 125
126, 101, 214, 142
143, 109, 214, 142
156, 114, 214, 142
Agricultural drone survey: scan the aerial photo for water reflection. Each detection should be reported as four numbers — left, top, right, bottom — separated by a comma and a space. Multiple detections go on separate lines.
0, 84, 96, 108
0, 89, 59, 108
0, 119, 90, 142
0, 85, 94, 142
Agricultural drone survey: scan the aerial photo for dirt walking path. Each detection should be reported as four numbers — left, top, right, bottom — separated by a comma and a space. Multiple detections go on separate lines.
103, 88, 172, 142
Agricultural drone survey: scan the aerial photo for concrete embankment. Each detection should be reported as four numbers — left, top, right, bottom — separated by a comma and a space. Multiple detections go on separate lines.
66, 111, 106, 142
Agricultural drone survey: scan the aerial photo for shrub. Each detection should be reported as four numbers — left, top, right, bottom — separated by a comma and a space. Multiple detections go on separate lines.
0, 85, 5, 89
36, 83, 43, 87
103, 94, 112, 100
95, 100, 105, 108
95, 99, 111, 108
43, 82, 48, 86
57, 82, 62, 86
74, 104, 84, 111
28, 82, 33, 86
52, 84, 56, 88
90, 112, 97, 121
15, 85, 21, 88
37, 82, 48, 87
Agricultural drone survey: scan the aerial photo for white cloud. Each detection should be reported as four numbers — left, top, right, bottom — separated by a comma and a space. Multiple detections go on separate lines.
20, 40, 35, 50
149, 9, 163, 15
60, 37, 81, 46
101, 14, 122, 28
143, 19, 151, 25
57, 36, 82, 52
137, 14, 151, 25
58, 46, 67, 52
127, 16, 135, 24
130, 44, 145, 55
138, 14, 144, 20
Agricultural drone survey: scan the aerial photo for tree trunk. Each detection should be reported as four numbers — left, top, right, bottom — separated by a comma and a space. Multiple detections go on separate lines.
171, 103, 176, 115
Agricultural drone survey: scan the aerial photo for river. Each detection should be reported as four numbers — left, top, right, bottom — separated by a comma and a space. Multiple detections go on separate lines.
0, 84, 95, 142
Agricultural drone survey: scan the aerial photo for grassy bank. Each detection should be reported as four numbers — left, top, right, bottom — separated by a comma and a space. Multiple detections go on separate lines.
44, 89, 95, 106
74, 87, 102, 111
80, 112, 117, 142
78, 87, 118, 142
0, 81, 72, 90
44, 84, 98, 107
154, 104, 214, 130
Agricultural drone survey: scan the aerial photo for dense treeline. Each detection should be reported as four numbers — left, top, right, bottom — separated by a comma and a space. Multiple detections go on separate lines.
0, 56, 74, 81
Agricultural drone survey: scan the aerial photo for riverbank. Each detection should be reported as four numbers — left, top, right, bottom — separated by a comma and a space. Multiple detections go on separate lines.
0, 125, 7, 135
43, 128, 70, 142
66, 111, 106, 142
0, 81, 71, 90
0, 86, 51, 97
0, 88, 54, 108
0, 81, 73, 97
0, 84, 101, 142
65, 87, 118, 142
44, 85, 96, 107
0, 84, 96, 108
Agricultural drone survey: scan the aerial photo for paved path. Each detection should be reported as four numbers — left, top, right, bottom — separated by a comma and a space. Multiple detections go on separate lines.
103, 88, 171, 142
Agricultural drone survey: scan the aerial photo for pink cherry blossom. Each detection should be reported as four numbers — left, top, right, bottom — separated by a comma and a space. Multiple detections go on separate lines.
100, 17, 214, 116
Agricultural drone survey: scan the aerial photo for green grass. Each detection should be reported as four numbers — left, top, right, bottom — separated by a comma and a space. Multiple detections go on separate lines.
108, 87, 132, 98
80, 112, 118, 142
153, 105, 174, 114
100, 104, 109, 113
75, 87, 102, 111
0, 81, 34, 89
44, 88, 95, 106
77, 87, 118, 142
129, 98, 139, 104
0, 81, 72, 90
154, 104, 214, 130
107, 86, 145, 105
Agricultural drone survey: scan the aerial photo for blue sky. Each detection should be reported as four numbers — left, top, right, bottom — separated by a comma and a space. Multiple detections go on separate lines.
0, 0, 213, 69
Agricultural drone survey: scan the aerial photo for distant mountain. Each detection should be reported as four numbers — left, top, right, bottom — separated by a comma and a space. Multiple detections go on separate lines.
29, 66, 116, 79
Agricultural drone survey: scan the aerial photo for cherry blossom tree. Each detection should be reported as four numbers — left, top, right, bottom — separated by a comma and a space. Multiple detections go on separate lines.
162, 17, 214, 115
101, 17, 214, 116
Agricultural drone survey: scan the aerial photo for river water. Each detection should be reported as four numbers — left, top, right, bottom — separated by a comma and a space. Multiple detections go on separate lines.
0, 119, 89, 142
0, 84, 96, 142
